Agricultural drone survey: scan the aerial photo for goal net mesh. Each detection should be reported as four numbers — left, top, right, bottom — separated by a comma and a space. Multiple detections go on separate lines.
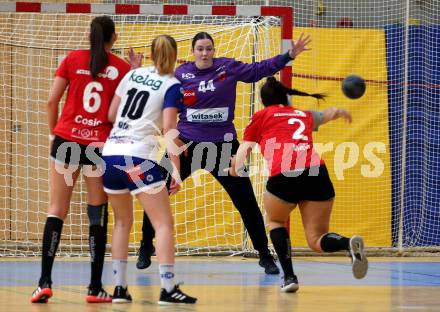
0, 11, 282, 256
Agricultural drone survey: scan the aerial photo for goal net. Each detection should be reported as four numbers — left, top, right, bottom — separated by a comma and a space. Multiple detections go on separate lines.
198, 0, 440, 255
253, 0, 439, 254
270, 0, 440, 254
1, 1, 439, 257
0, 3, 291, 256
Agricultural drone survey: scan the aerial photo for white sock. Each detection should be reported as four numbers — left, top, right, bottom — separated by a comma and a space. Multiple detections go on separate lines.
112, 259, 128, 288
159, 264, 175, 292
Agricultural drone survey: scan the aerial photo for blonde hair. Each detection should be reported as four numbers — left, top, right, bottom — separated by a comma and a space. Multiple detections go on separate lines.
151, 35, 177, 75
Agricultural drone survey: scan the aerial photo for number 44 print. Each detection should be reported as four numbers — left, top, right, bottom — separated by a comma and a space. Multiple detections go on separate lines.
198, 80, 215, 93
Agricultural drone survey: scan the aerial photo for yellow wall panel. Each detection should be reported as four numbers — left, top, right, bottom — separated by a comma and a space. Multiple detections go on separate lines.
288, 28, 391, 247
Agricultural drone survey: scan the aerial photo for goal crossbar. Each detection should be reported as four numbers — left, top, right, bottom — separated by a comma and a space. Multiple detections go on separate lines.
0, 2, 293, 86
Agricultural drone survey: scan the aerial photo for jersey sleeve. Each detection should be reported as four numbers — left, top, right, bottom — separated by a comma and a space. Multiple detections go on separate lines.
114, 70, 132, 97
163, 83, 184, 111
55, 52, 71, 79
230, 53, 291, 83
243, 110, 264, 142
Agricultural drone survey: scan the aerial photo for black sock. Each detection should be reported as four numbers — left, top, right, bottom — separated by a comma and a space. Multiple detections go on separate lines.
39, 216, 63, 286
88, 203, 108, 290
269, 227, 294, 278
142, 211, 155, 245
320, 232, 350, 252
257, 246, 272, 259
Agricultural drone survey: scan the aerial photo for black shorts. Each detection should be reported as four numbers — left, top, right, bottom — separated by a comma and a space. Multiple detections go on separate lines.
266, 165, 335, 204
50, 135, 103, 166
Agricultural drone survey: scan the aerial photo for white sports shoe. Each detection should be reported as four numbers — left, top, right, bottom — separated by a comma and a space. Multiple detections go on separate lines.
349, 235, 368, 279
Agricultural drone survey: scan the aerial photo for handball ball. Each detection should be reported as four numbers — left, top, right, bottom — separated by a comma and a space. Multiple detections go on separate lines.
342, 75, 366, 99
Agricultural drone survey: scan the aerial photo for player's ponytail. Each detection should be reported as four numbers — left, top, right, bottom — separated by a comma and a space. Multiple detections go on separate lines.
261, 76, 326, 107
151, 35, 178, 75
89, 16, 115, 79
285, 87, 326, 100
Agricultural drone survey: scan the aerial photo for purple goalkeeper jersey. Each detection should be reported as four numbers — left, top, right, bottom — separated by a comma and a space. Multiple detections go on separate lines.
175, 53, 292, 142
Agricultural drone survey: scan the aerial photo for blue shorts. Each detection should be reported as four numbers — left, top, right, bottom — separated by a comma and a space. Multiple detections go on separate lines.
102, 155, 167, 195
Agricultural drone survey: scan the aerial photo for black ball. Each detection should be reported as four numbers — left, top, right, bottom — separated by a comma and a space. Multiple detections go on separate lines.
342, 75, 366, 99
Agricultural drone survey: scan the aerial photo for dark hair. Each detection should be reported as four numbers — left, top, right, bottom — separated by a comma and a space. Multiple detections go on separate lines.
191, 32, 214, 50
260, 76, 326, 107
89, 16, 115, 79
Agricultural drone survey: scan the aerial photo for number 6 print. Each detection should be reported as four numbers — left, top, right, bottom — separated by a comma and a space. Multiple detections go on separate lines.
83, 81, 103, 113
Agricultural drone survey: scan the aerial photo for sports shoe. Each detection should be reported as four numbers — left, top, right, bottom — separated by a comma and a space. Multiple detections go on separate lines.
136, 241, 155, 270
259, 256, 280, 275
86, 286, 112, 303
31, 282, 52, 303
349, 235, 368, 279
280, 275, 299, 293
112, 286, 132, 303
158, 284, 197, 304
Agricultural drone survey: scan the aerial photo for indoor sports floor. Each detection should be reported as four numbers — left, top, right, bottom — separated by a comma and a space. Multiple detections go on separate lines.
0, 256, 439, 311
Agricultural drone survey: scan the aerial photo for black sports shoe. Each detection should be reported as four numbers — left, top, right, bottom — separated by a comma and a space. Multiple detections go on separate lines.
280, 275, 299, 293
112, 286, 132, 303
259, 256, 280, 275
158, 284, 197, 304
349, 235, 368, 279
136, 241, 155, 270
86, 286, 112, 303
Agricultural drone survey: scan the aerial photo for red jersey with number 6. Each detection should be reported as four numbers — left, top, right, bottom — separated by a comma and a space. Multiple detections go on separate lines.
53, 50, 130, 145
243, 105, 324, 177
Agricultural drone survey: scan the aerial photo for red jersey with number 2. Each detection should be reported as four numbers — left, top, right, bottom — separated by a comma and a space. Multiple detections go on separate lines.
53, 50, 130, 145
243, 105, 324, 177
